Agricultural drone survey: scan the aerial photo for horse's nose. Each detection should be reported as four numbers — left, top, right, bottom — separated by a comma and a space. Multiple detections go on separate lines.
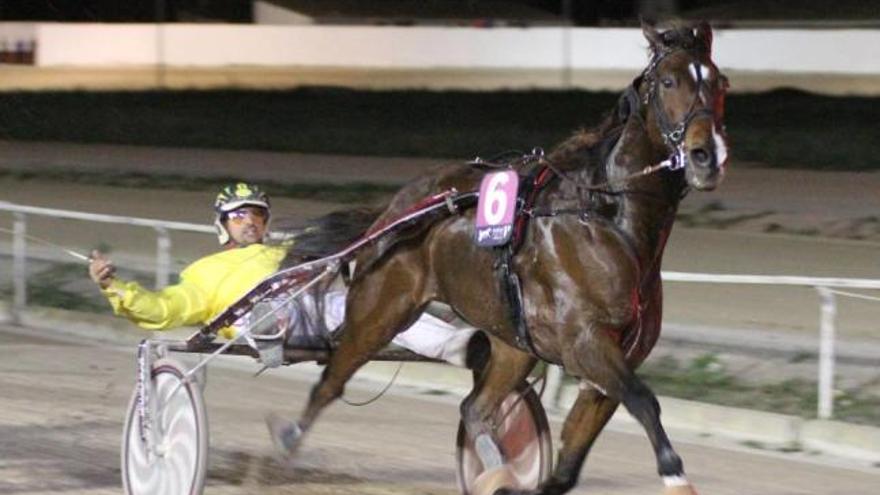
689, 147, 716, 169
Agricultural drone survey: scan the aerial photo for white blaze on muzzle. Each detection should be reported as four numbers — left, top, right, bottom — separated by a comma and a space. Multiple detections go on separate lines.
712, 124, 729, 169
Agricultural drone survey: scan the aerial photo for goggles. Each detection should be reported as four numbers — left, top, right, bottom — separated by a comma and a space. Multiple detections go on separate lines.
224, 207, 268, 224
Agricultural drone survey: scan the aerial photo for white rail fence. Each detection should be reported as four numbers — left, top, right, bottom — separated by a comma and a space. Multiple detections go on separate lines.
0, 201, 214, 294
659, 272, 880, 420
2, 201, 879, 419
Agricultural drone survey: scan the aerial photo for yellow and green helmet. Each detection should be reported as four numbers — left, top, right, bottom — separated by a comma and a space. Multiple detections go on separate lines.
213, 182, 271, 244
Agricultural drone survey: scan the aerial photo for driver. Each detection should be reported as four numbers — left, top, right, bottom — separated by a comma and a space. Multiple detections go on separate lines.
89, 182, 476, 365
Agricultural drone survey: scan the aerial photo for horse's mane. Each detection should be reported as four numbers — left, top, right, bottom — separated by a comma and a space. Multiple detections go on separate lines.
543, 81, 638, 190
547, 110, 623, 171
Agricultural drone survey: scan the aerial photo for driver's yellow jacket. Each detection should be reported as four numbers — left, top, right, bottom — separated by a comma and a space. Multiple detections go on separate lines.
101, 244, 287, 339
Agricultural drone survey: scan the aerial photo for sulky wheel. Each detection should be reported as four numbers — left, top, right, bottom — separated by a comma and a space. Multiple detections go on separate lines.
122, 358, 208, 495
455, 382, 553, 495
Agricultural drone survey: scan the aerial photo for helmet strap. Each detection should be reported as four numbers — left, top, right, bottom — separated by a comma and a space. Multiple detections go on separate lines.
214, 216, 230, 245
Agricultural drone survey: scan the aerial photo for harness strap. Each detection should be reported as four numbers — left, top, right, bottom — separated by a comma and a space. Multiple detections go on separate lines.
511, 165, 555, 251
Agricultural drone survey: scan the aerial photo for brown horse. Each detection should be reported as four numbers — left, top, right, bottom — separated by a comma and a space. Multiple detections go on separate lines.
275, 21, 729, 495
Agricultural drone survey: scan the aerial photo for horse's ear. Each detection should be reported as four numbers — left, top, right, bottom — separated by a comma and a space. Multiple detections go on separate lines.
694, 21, 713, 52
641, 19, 664, 50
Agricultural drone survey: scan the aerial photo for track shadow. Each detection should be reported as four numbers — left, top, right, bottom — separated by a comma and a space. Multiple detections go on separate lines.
208, 447, 363, 487
0, 420, 121, 493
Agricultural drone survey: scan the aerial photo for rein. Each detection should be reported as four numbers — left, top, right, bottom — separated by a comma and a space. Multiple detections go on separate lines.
472, 145, 681, 197
340, 362, 405, 407
521, 155, 685, 222
547, 152, 684, 194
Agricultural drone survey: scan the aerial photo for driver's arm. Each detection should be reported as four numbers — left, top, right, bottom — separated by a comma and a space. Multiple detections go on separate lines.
90, 250, 211, 330
101, 278, 211, 330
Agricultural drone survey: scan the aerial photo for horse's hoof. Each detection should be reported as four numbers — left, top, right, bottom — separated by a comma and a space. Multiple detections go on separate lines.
265, 412, 302, 459
662, 482, 699, 495
472, 465, 518, 495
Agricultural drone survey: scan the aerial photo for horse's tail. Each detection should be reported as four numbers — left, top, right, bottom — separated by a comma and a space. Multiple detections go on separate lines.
275, 206, 386, 267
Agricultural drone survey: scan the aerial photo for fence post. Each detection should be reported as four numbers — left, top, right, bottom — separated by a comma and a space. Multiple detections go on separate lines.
155, 227, 171, 289
11, 213, 27, 322
816, 286, 836, 419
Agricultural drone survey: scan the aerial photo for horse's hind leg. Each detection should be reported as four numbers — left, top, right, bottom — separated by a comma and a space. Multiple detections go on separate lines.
565, 327, 695, 495
267, 255, 429, 457
460, 336, 536, 494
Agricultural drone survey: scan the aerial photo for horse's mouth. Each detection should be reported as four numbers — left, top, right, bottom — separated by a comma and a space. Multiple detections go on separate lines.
687, 166, 724, 191
684, 154, 725, 190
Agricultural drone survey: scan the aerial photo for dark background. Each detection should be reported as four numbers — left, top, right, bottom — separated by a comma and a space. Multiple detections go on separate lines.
1, 1, 878, 24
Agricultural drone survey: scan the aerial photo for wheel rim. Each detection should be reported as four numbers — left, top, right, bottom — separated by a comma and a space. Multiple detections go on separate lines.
456, 387, 553, 494
123, 364, 205, 495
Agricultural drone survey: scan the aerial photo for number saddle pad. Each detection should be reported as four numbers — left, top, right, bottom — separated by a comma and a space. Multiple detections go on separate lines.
473, 166, 556, 250
474, 170, 519, 247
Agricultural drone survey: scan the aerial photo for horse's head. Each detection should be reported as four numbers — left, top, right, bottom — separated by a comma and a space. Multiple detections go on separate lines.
640, 21, 729, 191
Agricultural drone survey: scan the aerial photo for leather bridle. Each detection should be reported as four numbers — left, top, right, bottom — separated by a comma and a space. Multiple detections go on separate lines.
642, 45, 724, 165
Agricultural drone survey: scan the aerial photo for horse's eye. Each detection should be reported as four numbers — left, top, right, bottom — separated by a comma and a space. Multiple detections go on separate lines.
660, 77, 675, 88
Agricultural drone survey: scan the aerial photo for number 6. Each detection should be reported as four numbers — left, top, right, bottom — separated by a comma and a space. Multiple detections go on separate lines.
483, 173, 510, 225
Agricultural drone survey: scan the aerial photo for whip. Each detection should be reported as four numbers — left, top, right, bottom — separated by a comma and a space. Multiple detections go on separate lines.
0, 226, 92, 263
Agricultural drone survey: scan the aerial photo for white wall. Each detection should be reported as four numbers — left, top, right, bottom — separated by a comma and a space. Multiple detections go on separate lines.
714, 29, 880, 74
37, 24, 158, 66
9, 23, 880, 75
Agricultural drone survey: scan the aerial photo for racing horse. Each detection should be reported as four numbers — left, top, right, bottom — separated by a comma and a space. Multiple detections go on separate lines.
281, 21, 728, 495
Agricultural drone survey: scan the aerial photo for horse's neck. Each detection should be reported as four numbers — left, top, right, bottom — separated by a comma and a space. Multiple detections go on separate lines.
606, 119, 682, 274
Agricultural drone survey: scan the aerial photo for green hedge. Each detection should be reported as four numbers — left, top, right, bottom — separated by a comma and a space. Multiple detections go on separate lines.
1, 88, 877, 170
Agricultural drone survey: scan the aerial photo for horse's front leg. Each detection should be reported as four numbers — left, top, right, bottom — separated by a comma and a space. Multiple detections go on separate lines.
266, 255, 428, 458
567, 326, 696, 495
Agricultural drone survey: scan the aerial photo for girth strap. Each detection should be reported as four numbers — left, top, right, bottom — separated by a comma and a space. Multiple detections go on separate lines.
496, 245, 535, 354
493, 164, 557, 357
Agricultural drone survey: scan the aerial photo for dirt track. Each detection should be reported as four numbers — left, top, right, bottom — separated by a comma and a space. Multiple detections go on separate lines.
3, 326, 878, 495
